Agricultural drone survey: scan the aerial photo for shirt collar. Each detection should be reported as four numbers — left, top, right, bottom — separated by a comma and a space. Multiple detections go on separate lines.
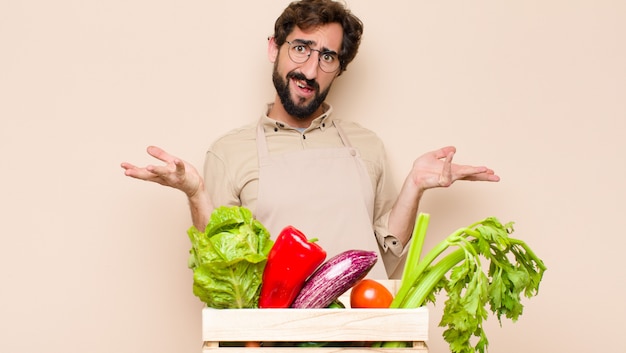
262, 103, 334, 132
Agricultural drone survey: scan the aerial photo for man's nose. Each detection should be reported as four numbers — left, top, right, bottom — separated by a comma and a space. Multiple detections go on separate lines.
299, 53, 319, 80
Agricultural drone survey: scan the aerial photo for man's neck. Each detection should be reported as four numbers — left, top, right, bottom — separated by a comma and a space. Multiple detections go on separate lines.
267, 96, 325, 128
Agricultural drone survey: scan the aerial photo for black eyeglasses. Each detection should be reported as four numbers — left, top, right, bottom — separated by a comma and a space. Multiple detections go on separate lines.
285, 41, 340, 73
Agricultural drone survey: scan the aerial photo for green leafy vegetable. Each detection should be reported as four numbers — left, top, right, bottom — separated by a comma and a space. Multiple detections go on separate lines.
378, 213, 546, 353
187, 206, 274, 308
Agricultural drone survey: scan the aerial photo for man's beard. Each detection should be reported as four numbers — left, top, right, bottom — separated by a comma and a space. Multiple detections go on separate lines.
272, 66, 331, 120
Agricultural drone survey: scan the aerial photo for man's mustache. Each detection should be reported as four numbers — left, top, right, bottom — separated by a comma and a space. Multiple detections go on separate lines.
287, 72, 319, 91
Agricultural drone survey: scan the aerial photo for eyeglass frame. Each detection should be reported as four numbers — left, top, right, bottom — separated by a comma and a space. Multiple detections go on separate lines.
284, 40, 341, 73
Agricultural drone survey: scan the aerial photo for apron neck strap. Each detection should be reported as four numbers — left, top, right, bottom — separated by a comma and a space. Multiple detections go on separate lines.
333, 120, 353, 148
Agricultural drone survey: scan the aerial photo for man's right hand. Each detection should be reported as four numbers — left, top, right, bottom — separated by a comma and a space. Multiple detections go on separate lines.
121, 146, 203, 198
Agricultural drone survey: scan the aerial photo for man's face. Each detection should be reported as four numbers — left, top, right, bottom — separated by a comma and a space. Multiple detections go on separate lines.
271, 23, 343, 120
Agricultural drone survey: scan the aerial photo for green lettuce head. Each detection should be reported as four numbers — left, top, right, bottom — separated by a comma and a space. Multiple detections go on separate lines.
188, 206, 273, 308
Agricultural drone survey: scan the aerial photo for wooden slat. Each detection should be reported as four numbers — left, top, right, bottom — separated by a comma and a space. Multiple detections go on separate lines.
202, 307, 428, 342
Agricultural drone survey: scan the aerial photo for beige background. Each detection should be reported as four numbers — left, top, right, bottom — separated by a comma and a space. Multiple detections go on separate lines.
1, 1, 624, 352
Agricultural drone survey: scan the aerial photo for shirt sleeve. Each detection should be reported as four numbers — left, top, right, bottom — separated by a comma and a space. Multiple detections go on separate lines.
203, 149, 241, 208
373, 211, 401, 255
371, 145, 411, 276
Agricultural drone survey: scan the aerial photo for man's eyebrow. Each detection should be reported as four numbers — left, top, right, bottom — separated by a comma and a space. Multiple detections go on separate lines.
291, 38, 338, 54
291, 38, 315, 46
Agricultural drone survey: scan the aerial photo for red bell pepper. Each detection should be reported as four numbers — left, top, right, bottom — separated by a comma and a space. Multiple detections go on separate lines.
258, 225, 327, 308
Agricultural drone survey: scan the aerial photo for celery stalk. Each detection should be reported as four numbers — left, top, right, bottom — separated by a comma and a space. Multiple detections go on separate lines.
392, 213, 430, 308
399, 213, 429, 282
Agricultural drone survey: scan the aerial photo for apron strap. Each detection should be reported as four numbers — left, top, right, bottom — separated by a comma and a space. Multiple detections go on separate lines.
333, 120, 354, 149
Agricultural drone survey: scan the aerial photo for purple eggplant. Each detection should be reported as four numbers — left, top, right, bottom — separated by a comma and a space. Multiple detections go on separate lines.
291, 249, 378, 308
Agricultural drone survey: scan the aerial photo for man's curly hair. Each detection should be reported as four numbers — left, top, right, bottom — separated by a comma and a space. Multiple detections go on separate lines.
273, 0, 364, 74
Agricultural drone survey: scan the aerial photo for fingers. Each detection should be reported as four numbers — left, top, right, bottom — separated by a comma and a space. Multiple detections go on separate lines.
412, 146, 500, 190
433, 146, 500, 182
121, 146, 195, 191
432, 146, 456, 160
121, 163, 158, 180
457, 166, 501, 182
120, 162, 134, 171
121, 162, 147, 177
462, 174, 500, 182
172, 158, 188, 178
146, 161, 180, 179
121, 146, 170, 174
147, 145, 175, 163
471, 170, 501, 182
438, 150, 454, 187
120, 159, 175, 182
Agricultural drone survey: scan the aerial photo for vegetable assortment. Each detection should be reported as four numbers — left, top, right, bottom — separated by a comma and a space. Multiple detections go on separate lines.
189, 208, 546, 353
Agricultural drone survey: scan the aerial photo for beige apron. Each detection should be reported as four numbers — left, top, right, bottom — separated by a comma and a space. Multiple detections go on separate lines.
255, 119, 388, 279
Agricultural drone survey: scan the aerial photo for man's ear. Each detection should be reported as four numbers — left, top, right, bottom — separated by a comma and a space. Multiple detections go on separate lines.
267, 36, 279, 63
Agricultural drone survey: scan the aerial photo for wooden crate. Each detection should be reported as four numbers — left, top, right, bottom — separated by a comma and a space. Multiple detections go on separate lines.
201, 280, 428, 352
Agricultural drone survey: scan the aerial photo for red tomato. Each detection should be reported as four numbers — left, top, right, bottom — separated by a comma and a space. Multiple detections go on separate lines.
349, 279, 394, 308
